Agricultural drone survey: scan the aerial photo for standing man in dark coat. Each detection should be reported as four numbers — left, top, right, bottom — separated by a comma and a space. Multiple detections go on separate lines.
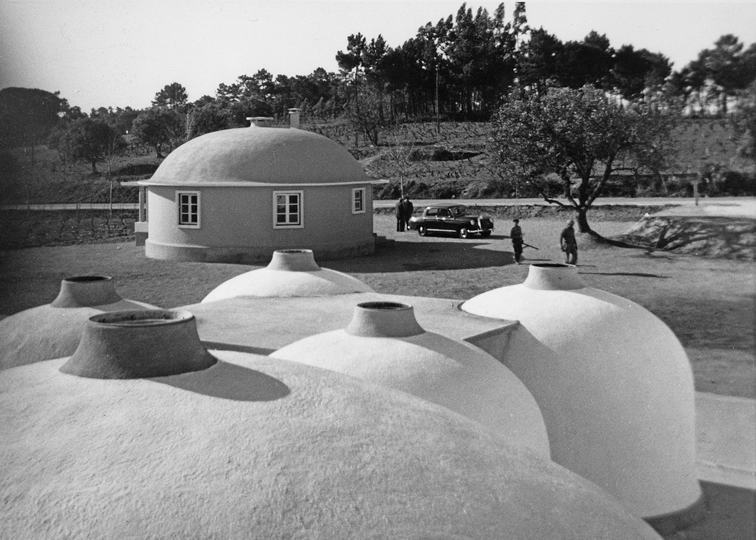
560, 219, 578, 264
510, 219, 524, 264
395, 197, 406, 232
402, 197, 414, 231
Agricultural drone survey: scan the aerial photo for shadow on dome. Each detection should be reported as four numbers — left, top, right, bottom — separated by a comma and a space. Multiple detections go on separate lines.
407, 331, 495, 359
200, 341, 276, 355
152, 360, 290, 402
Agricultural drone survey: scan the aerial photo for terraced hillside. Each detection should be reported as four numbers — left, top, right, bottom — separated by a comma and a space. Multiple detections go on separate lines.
350, 118, 752, 200
0, 118, 751, 205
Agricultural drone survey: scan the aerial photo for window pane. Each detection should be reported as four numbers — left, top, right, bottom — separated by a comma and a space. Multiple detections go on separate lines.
354, 189, 364, 212
178, 193, 199, 225
274, 192, 301, 226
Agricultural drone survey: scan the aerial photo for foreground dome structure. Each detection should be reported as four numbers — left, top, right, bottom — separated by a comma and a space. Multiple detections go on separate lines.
202, 249, 373, 302
0, 275, 156, 370
0, 309, 662, 540
272, 301, 551, 458
131, 115, 385, 263
461, 263, 703, 530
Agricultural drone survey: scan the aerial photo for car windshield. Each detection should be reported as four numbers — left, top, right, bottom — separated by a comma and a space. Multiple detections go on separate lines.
449, 206, 466, 217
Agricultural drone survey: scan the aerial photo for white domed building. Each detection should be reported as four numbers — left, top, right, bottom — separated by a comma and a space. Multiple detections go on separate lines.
461, 263, 704, 529
0, 309, 662, 540
201, 249, 374, 303
128, 113, 384, 263
271, 301, 552, 458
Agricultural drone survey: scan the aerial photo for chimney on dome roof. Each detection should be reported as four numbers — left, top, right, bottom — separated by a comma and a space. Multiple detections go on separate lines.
288, 108, 301, 129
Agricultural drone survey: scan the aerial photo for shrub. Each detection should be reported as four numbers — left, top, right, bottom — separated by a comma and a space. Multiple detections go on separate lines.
115, 162, 160, 176
720, 171, 756, 196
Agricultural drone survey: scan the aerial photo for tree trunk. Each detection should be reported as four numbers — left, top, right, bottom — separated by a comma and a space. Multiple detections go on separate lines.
576, 207, 592, 234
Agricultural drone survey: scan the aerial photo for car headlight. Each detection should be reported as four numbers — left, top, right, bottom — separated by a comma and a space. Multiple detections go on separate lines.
470, 219, 477, 226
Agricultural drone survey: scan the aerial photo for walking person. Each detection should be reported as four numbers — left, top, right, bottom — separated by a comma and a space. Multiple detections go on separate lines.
395, 197, 406, 232
402, 197, 414, 230
560, 219, 578, 265
510, 219, 524, 264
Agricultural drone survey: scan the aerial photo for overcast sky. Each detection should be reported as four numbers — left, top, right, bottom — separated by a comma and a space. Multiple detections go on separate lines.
1, 0, 755, 112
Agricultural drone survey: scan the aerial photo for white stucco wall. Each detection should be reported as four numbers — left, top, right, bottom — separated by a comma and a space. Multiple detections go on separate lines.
145, 184, 375, 262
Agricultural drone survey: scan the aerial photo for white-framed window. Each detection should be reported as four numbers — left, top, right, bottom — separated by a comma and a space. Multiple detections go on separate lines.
352, 187, 366, 214
177, 191, 200, 228
274, 190, 303, 228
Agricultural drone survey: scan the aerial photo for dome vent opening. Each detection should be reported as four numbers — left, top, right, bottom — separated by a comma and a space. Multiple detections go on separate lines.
267, 249, 321, 272
92, 310, 190, 326
345, 302, 424, 338
67, 276, 110, 282
522, 263, 584, 291
246, 116, 275, 128
60, 309, 216, 379
532, 263, 572, 269
51, 275, 123, 308
358, 302, 409, 310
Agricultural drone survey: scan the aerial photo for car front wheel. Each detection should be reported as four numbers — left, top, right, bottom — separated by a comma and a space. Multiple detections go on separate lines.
458, 228, 469, 239
418, 225, 428, 236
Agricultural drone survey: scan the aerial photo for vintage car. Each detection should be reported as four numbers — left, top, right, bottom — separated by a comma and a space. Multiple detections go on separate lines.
408, 203, 494, 239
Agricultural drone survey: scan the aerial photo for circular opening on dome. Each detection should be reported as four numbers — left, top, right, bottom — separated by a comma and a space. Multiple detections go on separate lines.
357, 302, 411, 311
247, 116, 275, 127
64, 275, 111, 283
90, 310, 194, 327
532, 263, 571, 269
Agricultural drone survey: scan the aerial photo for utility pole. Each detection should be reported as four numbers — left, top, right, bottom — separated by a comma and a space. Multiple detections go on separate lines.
436, 66, 440, 134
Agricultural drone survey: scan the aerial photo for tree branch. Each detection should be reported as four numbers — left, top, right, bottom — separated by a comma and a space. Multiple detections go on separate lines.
587, 155, 615, 207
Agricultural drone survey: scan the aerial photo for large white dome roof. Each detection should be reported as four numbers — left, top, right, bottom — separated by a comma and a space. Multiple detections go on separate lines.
461, 263, 702, 526
271, 301, 551, 458
147, 125, 369, 186
0, 308, 660, 540
202, 250, 373, 302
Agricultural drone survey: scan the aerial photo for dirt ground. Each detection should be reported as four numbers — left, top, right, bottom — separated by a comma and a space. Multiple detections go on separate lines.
0, 214, 753, 399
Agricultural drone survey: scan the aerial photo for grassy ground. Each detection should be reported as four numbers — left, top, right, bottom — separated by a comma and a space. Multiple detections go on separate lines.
1, 213, 753, 399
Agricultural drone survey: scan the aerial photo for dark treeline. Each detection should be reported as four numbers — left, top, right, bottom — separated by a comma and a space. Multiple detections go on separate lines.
1, 2, 755, 165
